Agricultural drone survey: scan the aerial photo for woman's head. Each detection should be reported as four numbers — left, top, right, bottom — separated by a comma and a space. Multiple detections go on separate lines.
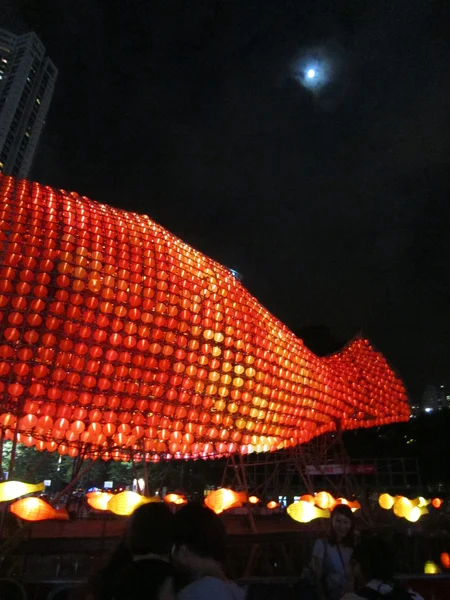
329, 504, 355, 546
126, 502, 174, 557
171, 503, 227, 576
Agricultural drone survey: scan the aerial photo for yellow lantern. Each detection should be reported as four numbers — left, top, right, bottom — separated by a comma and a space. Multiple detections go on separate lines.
107, 491, 149, 516
0, 481, 45, 502
424, 561, 441, 575
378, 493, 395, 510
413, 497, 430, 508
405, 506, 428, 523
287, 500, 330, 523
393, 496, 412, 518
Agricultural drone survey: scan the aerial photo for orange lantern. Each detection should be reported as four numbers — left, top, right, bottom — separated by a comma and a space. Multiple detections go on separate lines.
267, 500, 280, 510
164, 493, 187, 505
432, 498, 443, 509
0, 176, 410, 463
10, 497, 69, 521
441, 553, 450, 570
248, 496, 260, 504
87, 492, 114, 511
204, 488, 246, 514
315, 491, 336, 510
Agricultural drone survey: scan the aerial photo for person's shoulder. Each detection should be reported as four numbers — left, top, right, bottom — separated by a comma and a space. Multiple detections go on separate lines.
178, 577, 245, 600
312, 538, 327, 555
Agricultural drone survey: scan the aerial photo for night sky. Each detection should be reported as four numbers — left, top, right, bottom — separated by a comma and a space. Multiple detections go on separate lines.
3, 1, 450, 397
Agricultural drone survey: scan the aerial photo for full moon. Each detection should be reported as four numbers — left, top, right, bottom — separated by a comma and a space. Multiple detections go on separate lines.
307, 68, 316, 79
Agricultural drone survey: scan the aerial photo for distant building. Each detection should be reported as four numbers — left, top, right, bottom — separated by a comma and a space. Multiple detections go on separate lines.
0, 28, 57, 178
421, 384, 450, 413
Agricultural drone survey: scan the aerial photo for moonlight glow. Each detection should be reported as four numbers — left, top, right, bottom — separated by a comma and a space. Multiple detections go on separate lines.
307, 69, 316, 79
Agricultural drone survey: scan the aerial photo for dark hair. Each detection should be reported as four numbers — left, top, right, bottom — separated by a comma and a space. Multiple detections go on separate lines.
352, 536, 395, 582
90, 541, 132, 600
126, 502, 174, 556
329, 504, 356, 547
173, 503, 227, 563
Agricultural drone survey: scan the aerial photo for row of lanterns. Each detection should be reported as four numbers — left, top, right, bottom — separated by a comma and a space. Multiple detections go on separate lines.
378, 493, 444, 523
287, 492, 361, 524
0, 176, 410, 460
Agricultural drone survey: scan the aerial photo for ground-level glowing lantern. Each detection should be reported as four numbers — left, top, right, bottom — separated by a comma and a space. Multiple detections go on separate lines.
0, 175, 410, 471
10, 497, 69, 521
287, 500, 330, 523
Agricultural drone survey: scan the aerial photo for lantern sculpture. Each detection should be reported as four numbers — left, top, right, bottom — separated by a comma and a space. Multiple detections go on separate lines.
107, 491, 152, 516
204, 489, 245, 514
248, 495, 260, 504
87, 491, 114, 511
441, 553, 450, 570
267, 500, 280, 509
10, 497, 69, 521
0, 481, 45, 502
287, 500, 330, 523
378, 493, 395, 510
300, 494, 315, 504
432, 498, 443, 509
0, 176, 409, 462
164, 493, 187, 505
424, 561, 441, 575
315, 491, 336, 510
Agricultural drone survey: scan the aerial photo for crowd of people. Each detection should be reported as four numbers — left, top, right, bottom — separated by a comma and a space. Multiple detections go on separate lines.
87, 502, 423, 600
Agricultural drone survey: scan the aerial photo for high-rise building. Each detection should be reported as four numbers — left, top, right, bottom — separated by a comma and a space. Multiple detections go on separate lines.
0, 28, 57, 179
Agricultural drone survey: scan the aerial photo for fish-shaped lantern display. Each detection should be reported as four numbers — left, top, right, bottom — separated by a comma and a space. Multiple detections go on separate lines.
87, 491, 114, 511
0, 481, 45, 502
0, 176, 409, 461
164, 493, 187, 505
10, 497, 69, 521
205, 488, 246, 514
107, 491, 151, 516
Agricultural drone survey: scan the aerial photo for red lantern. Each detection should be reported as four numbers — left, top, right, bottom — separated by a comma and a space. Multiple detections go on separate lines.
0, 176, 410, 461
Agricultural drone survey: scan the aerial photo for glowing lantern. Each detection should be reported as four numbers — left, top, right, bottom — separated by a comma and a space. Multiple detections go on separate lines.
413, 497, 430, 508
0, 176, 410, 462
300, 494, 315, 504
424, 561, 441, 575
287, 501, 330, 523
404, 506, 428, 523
164, 493, 187, 505
248, 496, 260, 504
393, 496, 412, 518
441, 552, 450, 569
378, 493, 395, 510
87, 492, 114, 511
348, 500, 361, 512
204, 489, 246, 514
10, 497, 69, 521
432, 498, 443, 509
315, 491, 335, 510
107, 491, 150, 516
335, 498, 349, 505
267, 501, 280, 509
0, 481, 45, 502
